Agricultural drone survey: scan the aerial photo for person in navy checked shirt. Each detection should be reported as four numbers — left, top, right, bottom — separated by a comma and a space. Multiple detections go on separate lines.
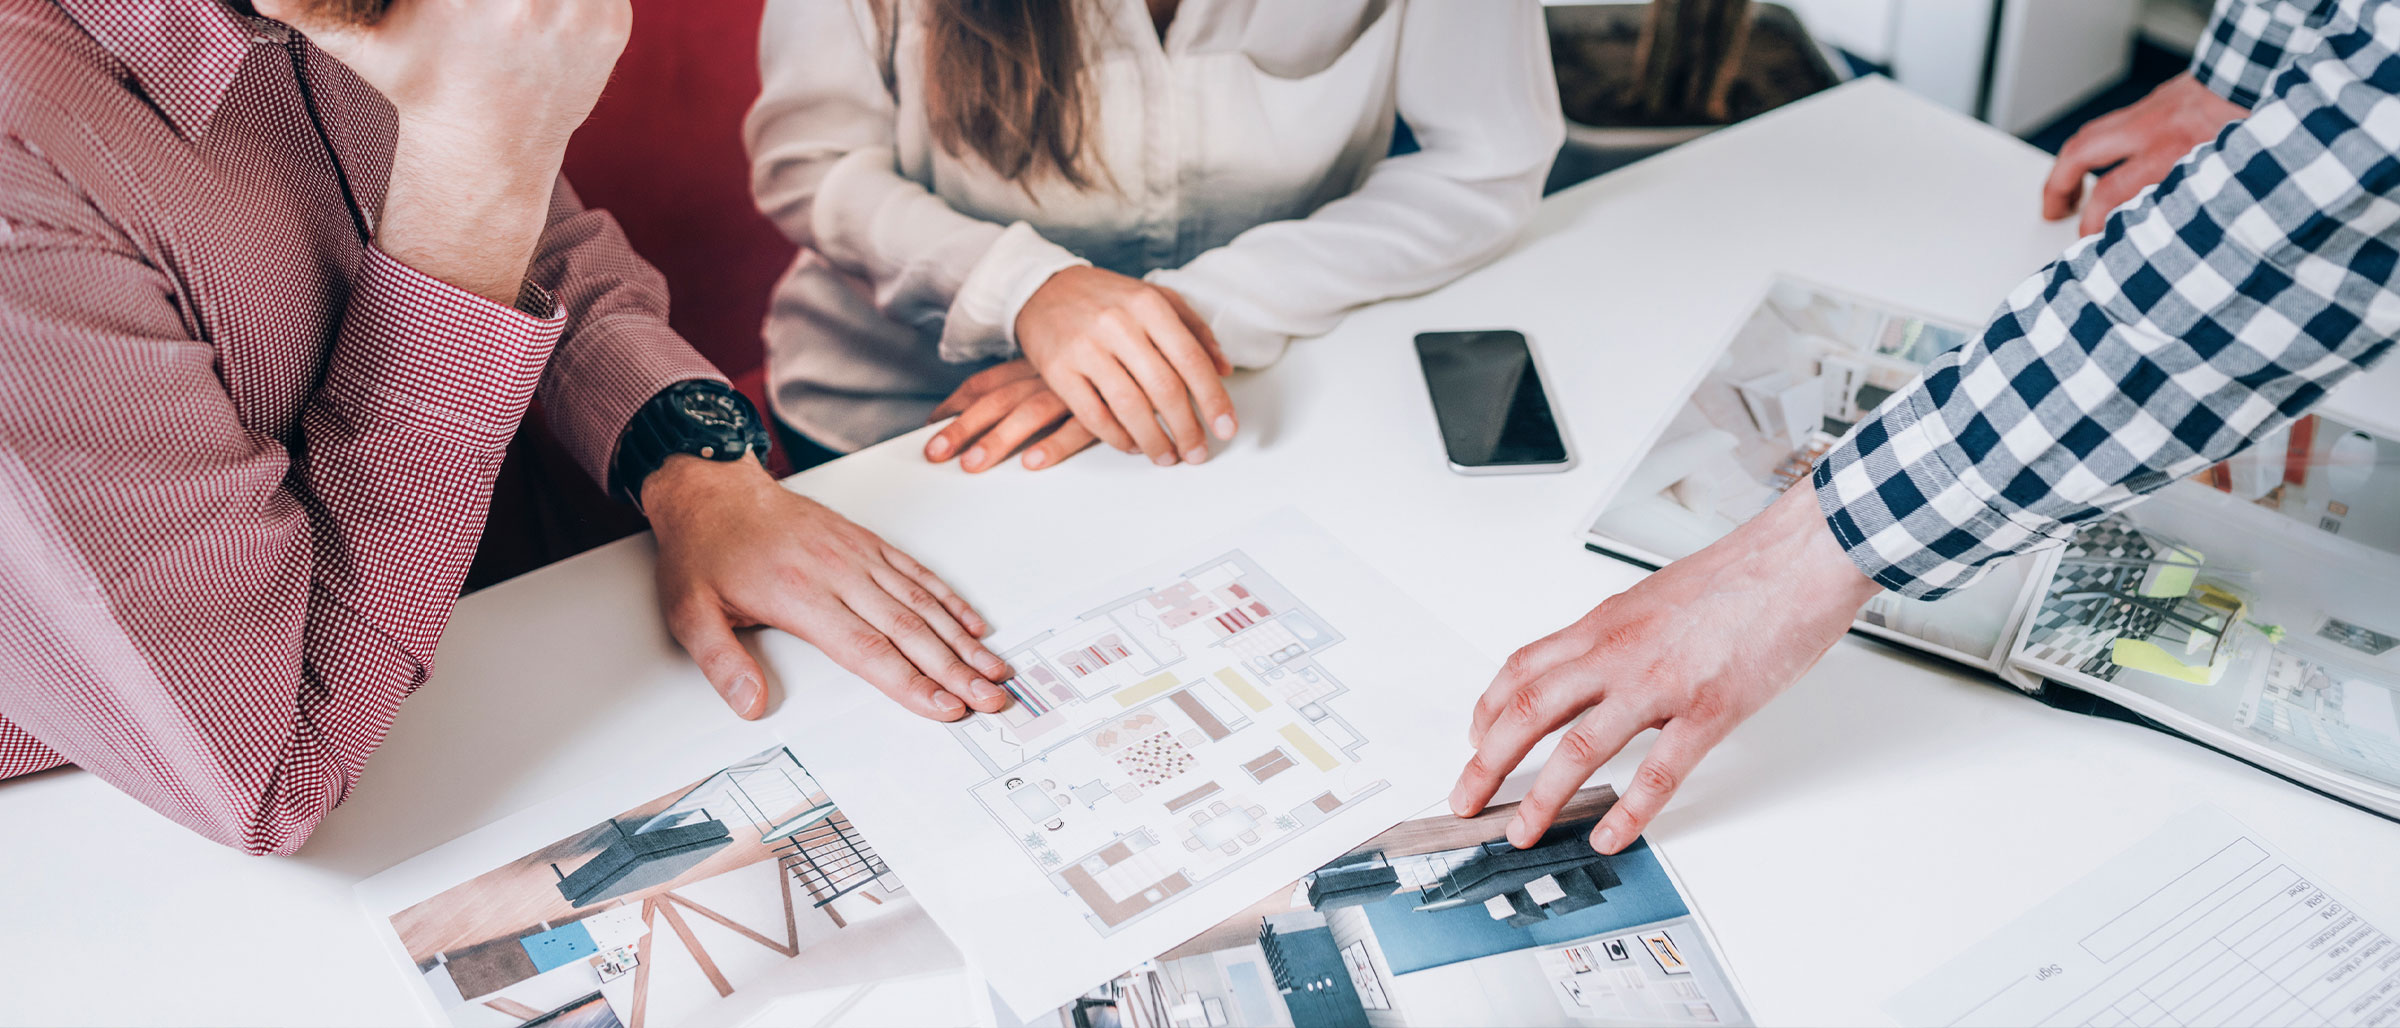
1457, 0, 2400, 854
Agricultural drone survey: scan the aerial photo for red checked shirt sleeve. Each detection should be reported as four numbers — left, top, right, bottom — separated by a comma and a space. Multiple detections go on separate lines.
529, 178, 729, 483
0, 137, 558, 854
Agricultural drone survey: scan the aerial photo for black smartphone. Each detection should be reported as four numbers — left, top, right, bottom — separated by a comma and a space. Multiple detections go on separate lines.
1413, 330, 1575, 474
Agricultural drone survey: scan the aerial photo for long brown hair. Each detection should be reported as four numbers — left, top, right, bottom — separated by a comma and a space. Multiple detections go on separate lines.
920, 0, 1099, 190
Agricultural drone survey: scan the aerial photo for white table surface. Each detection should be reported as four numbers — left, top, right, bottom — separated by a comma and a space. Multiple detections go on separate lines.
4, 78, 2395, 1027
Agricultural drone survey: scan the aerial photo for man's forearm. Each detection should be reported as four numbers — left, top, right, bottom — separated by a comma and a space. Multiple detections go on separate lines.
377, 119, 563, 306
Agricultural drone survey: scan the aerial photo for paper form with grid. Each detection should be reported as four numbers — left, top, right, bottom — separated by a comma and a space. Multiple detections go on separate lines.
1890, 807, 2399, 1027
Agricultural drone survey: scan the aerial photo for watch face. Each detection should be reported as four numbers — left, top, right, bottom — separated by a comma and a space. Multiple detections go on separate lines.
681, 390, 743, 431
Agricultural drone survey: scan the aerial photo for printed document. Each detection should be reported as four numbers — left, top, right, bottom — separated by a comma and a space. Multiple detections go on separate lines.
783, 510, 1496, 1016
1888, 806, 2398, 1027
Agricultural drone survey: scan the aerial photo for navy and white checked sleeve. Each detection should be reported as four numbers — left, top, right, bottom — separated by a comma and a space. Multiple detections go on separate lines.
2192, 0, 2328, 108
1815, 0, 2400, 600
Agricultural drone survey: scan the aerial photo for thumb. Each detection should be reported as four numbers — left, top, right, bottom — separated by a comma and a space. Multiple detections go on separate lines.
668, 601, 770, 719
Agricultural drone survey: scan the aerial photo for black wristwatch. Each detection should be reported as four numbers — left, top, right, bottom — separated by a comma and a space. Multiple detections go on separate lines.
610, 379, 773, 510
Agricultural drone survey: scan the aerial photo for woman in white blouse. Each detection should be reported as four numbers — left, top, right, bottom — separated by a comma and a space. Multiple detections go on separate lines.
747, 0, 1564, 472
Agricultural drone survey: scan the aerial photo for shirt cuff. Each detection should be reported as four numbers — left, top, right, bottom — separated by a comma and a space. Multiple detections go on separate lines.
320, 246, 563, 453
939, 221, 1089, 364
537, 313, 729, 489
1813, 381, 2076, 600
1143, 268, 1294, 369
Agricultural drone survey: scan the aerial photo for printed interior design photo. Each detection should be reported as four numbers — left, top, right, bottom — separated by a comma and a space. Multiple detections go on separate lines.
2018, 412, 2400, 790
1588, 279, 2036, 662
385, 746, 904, 1028
1026, 785, 1750, 1028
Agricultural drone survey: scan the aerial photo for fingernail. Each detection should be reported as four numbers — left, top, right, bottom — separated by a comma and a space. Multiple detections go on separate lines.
1183, 446, 1209, 465
927, 436, 953, 460
963, 447, 985, 468
972, 681, 1007, 708
1506, 816, 1531, 848
1152, 452, 1177, 467
934, 692, 966, 717
1448, 783, 1472, 817
1591, 825, 1621, 854
1023, 450, 1048, 470
1214, 415, 1236, 440
976, 649, 1010, 676
725, 674, 763, 716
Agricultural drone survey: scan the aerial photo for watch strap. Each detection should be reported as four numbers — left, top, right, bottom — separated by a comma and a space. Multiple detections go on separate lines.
609, 379, 770, 510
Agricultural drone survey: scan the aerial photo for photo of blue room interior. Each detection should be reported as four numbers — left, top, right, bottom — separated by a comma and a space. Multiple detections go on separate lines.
1072, 786, 1737, 1028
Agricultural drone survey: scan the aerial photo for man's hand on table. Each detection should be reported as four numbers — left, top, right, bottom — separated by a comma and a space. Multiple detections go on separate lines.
2043, 73, 2248, 237
923, 360, 1104, 473
258, 0, 630, 304
641, 456, 1015, 722
1450, 481, 1883, 854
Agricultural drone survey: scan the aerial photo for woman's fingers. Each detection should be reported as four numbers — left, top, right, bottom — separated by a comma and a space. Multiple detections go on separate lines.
927, 379, 1044, 463
1118, 329, 1213, 463
1154, 287, 1239, 434
1087, 352, 1179, 464
1129, 296, 1235, 454
1023, 419, 1100, 471
1048, 372, 1137, 454
931, 361, 1037, 422
964, 390, 1074, 472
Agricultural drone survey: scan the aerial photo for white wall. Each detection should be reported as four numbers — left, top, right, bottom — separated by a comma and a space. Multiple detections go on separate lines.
1986, 0, 2144, 134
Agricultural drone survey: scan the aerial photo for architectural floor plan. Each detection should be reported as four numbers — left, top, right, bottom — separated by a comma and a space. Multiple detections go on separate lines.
947, 551, 1385, 936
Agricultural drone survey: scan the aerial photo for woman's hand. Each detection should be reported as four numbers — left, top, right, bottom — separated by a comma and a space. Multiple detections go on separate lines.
1015, 267, 1236, 466
924, 361, 1101, 472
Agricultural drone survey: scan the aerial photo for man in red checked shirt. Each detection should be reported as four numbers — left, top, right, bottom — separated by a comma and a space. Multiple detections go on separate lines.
0, 0, 1019, 854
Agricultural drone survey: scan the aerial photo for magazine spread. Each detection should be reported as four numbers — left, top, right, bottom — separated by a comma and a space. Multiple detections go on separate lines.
1581, 278, 2400, 820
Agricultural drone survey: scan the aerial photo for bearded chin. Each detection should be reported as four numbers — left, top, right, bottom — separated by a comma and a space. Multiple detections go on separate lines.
308, 0, 391, 24
259, 0, 390, 25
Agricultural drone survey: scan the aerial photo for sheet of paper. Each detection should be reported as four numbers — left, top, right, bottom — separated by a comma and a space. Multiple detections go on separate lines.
783, 509, 1496, 1016
1888, 806, 2400, 1028
354, 728, 978, 1028
998, 787, 1755, 1028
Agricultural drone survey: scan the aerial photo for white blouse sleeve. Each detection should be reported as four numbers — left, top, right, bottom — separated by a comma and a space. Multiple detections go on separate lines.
745, 0, 1088, 363
1147, 0, 1565, 368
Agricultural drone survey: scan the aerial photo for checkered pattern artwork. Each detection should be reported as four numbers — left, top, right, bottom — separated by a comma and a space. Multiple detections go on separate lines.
1816, 0, 2400, 600
2021, 519, 2167, 681
1114, 733, 1196, 789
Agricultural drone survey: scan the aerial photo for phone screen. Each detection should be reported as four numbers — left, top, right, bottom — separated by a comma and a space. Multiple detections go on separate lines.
1414, 330, 1569, 468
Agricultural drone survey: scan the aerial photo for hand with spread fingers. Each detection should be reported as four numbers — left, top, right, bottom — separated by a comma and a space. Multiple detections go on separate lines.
1449, 482, 1883, 854
2042, 73, 2248, 237
1014, 267, 1237, 468
642, 455, 1015, 723
923, 360, 1103, 473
